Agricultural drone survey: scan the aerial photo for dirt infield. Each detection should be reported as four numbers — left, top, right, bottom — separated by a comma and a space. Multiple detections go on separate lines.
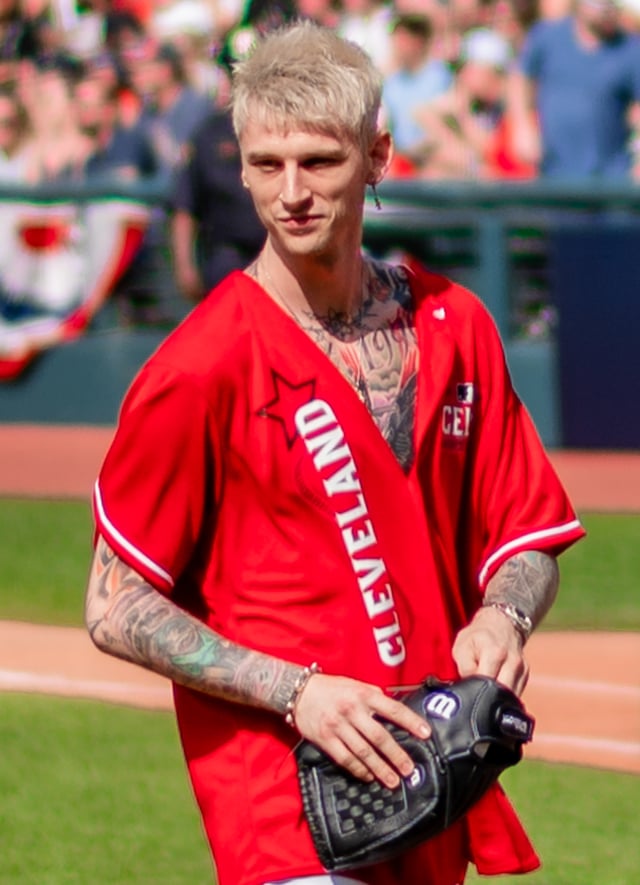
1, 423, 639, 776
1, 424, 639, 510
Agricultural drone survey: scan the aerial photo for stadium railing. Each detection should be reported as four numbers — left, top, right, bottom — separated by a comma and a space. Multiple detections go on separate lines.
1, 178, 639, 448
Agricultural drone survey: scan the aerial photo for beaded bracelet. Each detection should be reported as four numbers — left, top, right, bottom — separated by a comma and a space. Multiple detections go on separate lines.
284, 662, 322, 728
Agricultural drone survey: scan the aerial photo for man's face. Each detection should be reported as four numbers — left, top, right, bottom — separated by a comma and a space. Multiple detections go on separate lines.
239, 116, 380, 262
391, 28, 428, 71
578, 0, 620, 37
460, 61, 505, 104
75, 79, 115, 137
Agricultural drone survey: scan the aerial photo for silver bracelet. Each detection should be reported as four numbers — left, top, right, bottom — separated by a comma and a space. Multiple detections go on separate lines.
483, 601, 533, 642
284, 662, 322, 728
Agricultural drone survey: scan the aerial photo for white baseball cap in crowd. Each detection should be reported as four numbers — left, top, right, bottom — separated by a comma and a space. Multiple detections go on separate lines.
460, 27, 513, 70
616, 0, 640, 14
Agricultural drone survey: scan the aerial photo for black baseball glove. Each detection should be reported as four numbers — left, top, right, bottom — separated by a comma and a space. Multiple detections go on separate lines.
295, 674, 534, 872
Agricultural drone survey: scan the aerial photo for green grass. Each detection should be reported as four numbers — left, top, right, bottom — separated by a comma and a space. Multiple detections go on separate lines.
1, 693, 638, 885
0, 499, 638, 630
0, 499, 638, 883
466, 762, 640, 885
543, 512, 640, 631
1, 693, 213, 885
0, 498, 92, 626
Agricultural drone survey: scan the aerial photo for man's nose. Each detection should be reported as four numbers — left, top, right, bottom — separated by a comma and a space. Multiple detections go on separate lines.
279, 165, 312, 206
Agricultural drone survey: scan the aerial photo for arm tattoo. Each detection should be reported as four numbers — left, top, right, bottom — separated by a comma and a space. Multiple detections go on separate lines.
484, 551, 559, 630
87, 537, 303, 715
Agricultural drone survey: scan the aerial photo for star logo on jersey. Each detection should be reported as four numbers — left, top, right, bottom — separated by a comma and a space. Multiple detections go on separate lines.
257, 370, 317, 448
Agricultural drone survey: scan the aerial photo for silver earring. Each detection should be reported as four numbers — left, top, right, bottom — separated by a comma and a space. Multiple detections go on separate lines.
370, 183, 382, 211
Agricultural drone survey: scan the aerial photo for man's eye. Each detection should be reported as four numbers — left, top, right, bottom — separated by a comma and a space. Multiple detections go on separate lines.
255, 160, 279, 171
304, 157, 335, 168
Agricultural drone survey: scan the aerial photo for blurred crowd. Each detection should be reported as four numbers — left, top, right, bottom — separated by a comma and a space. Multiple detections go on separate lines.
0, 0, 639, 317
0, 0, 638, 186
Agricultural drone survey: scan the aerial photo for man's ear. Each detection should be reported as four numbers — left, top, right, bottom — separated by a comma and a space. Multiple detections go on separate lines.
367, 130, 393, 185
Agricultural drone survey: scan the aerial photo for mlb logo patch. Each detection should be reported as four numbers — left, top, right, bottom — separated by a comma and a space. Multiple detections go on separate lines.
456, 383, 474, 404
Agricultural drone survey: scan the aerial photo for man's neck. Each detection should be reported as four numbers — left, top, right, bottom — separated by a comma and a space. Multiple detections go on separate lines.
261, 242, 366, 324
403, 54, 428, 75
156, 82, 183, 112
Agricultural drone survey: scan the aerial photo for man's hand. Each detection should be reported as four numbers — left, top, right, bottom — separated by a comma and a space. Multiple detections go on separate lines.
293, 673, 431, 789
175, 260, 205, 302
453, 551, 559, 695
452, 606, 529, 696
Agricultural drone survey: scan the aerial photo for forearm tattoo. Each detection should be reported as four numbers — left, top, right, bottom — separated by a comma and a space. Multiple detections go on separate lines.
484, 550, 559, 630
87, 537, 303, 714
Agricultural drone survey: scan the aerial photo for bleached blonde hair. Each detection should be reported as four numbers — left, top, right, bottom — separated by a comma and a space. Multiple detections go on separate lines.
231, 20, 383, 151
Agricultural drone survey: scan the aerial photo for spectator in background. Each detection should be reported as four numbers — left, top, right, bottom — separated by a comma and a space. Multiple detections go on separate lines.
19, 57, 87, 181
538, 0, 572, 16
55, 0, 107, 60
434, 0, 503, 61
494, 0, 540, 50
215, 0, 297, 74
0, 0, 33, 66
0, 84, 32, 179
149, 0, 215, 44
297, 0, 341, 27
211, 0, 249, 39
509, 0, 640, 179
381, 12, 452, 176
170, 103, 263, 301
100, 11, 149, 125
73, 69, 157, 180
147, 0, 228, 97
618, 0, 640, 31
337, 0, 395, 73
72, 66, 162, 326
110, 36, 214, 327
126, 38, 211, 177
416, 27, 517, 179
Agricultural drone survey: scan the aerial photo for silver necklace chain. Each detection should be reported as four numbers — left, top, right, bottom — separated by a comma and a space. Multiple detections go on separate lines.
257, 258, 371, 406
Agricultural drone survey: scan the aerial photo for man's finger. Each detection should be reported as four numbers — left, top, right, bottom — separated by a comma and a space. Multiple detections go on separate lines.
373, 694, 431, 741
495, 656, 530, 696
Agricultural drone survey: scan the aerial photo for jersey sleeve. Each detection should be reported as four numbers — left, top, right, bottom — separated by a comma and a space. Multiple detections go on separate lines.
93, 362, 218, 593
464, 306, 585, 590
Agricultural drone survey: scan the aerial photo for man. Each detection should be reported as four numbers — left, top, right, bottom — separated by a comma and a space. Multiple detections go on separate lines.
116, 38, 211, 324
85, 21, 585, 885
415, 27, 512, 179
125, 37, 211, 175
0, 85, 30, 181
170, 105, 264, 301
509, 0, 640, 179
381, 13, 452, 174
74, 71, 157, 181
415, 27, 533, 180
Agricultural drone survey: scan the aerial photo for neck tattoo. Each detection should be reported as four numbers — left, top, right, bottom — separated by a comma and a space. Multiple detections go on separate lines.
257, 258, 371, 407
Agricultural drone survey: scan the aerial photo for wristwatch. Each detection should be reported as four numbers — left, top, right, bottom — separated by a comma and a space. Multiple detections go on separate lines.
483, 602, 533, 642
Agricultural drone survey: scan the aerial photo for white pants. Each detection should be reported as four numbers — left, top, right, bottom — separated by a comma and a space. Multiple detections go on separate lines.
263, 877, 366, 885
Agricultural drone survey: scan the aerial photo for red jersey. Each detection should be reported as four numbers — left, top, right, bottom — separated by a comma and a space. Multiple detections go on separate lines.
94, 262, 584, 885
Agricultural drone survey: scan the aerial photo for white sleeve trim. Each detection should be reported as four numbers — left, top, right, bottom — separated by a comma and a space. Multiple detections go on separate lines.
94, 481, 175, 588
478, 519, 583, 587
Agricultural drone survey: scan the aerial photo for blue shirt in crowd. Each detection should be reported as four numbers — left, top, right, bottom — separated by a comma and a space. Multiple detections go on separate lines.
520, 17, 640, 178
382, 60, 452, 155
